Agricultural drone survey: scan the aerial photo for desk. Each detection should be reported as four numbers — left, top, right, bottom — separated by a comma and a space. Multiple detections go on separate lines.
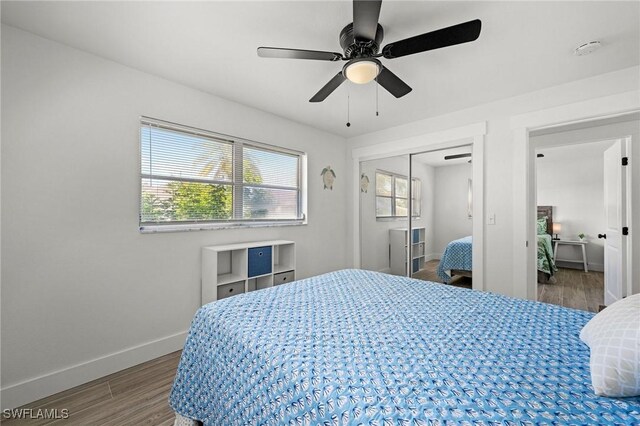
553, 240, 588, 272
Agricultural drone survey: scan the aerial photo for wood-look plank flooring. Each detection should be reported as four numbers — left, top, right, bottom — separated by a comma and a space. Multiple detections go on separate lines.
1, 351, 181, 425
414, 261, 602, 313
538, 267, 604, 313
412, 259, 472, 289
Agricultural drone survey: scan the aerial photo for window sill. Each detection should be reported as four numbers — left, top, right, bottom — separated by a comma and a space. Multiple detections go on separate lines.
375, 217, 421, 222
140, 220, 307, 234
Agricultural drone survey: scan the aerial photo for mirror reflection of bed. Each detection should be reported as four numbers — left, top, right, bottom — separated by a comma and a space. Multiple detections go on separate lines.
410, 147, 473, 289
358, 146, 473, 289
412, 236, 472, 289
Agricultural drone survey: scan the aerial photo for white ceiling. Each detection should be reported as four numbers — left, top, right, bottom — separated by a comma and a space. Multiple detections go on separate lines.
413, 144, 472, 167
536, 139, 614, 162
531, 112, 640, 137
2, 1, 638, 137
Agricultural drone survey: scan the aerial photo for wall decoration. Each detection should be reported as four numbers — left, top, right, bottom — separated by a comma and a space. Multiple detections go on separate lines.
321, 166, 336, 190
360, 173, 370, 193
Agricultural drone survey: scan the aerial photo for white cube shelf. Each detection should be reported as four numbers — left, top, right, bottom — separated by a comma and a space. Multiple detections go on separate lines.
202, 240, 295, 305
389, 228, 426, 276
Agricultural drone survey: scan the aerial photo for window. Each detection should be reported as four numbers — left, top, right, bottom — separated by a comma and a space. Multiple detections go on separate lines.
140, 118, 305, 231
375, 171, 421, 218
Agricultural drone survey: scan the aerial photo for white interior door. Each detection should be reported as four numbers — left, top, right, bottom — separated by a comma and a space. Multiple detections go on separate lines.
602, 139, 626, 306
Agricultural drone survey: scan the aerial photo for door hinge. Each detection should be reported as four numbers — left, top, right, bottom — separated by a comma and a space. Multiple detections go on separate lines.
622, 227, 629, 236
622, 157, 628, 166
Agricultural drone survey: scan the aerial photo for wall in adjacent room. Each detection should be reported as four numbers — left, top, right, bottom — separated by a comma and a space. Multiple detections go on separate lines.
359, 156, 434, 272
1, 25, 348, 408
535, 141, 610, 271
432, 163, 473, 256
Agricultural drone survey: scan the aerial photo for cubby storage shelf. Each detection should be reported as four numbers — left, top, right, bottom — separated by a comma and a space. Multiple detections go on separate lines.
202, 240, 296, 305
217, 273, 247, 286
389, 228, 426, 276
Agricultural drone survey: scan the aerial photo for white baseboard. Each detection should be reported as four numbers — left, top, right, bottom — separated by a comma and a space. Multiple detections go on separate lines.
426, 253, 441, 262
0, 330, 188, 410
556, 261, 604, 272
378, 267, 391, 273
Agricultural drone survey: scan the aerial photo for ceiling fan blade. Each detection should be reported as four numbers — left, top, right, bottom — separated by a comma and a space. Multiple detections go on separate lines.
444, 153, 472, 160
353, 0, 382, 41
382, 19, 482, 59
309, 72, 347, 102
376, 66, 412, 98
258, 47, 343, 61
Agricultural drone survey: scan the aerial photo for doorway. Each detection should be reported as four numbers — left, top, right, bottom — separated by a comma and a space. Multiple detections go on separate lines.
528, 113, 637, 309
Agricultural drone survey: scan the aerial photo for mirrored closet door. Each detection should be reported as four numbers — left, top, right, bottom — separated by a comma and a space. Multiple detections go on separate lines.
359, 155, 410, 276
409, 147, 473, 287
359, 146, 474, 288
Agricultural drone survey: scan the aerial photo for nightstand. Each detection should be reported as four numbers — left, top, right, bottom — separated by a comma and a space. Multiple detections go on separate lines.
553, 240, 588, 272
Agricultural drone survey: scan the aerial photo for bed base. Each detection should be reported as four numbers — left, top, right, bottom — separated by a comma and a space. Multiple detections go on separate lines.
451, 269, 472, 278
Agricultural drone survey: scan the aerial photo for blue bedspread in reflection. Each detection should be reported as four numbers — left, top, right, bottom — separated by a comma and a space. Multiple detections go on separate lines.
169, 269, 640, 425
437, 236, 472, 283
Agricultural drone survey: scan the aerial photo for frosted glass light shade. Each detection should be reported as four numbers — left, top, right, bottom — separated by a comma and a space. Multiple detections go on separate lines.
553, 223, 562, 234
345, 61, 379, 84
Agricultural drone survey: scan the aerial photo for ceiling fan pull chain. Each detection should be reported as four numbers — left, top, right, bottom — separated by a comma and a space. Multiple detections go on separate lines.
346, 88, 351, 127
375, 76, 379, 117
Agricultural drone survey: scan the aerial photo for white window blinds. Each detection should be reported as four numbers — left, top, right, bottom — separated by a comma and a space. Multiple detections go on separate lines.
140, 118, 305, 230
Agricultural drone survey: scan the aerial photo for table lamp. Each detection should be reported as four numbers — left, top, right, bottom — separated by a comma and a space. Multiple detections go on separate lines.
552, 223, 561, 240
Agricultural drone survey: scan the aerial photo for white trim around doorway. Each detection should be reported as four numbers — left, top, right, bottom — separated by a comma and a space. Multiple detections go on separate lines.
351, 122, 487, 292
510, 90, 639, 301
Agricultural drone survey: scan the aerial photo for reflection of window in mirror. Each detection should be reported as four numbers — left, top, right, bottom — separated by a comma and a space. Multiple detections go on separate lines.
375, 170, 421, 219
467, 179, 473, 219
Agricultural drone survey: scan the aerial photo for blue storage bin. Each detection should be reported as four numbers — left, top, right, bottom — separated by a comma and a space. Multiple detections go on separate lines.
412, 258, 420, 273
412, 229, 420, 243
248, 246, 272, 277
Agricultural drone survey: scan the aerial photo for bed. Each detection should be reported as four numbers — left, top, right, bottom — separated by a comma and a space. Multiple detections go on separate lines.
537, 205, 558, 283
435, 236, 472, 283
169, 269, 640, 425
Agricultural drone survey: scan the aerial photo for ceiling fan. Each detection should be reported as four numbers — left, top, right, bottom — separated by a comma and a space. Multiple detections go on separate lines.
257, 0, 482, 103
444, 153, 472, 160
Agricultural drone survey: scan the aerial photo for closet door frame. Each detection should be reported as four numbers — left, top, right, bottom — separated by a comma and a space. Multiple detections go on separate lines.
352, 122, 486, 292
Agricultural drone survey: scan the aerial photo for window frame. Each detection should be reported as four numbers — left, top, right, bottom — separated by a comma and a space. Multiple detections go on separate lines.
139, 117, 307, 232
375, 170, 421, 219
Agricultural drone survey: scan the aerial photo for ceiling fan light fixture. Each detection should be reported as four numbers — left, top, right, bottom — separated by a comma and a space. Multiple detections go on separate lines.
344, 59, 380, 84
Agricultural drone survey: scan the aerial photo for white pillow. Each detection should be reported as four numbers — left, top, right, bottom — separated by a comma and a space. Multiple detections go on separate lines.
579, 293, 640, 397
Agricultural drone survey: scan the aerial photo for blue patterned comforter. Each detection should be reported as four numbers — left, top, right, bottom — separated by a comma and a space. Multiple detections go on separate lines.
169, 269, 640, 425
437, 236, 472, 283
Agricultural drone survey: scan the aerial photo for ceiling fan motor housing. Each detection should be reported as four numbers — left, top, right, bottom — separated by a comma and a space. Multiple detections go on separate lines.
340, 22, 384, 58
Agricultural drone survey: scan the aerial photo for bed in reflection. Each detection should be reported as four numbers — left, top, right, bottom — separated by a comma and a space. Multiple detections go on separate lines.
436, 235, 472, 283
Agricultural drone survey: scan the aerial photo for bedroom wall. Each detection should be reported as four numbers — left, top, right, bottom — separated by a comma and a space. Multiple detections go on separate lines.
535, 141, 610, 271
433, 163, 473, 256
346, 66, 640, 298
359, 156, 435, 272
532, 119, 640, 291
1, 25, 348, 408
